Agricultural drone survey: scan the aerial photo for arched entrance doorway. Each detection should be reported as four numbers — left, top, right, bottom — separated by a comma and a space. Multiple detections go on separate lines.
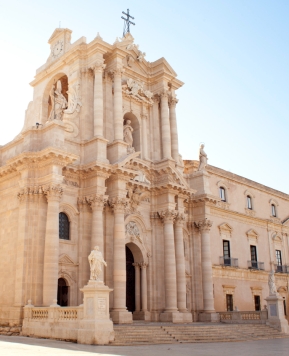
126, 246, 135, 312
57, 278, 69, 306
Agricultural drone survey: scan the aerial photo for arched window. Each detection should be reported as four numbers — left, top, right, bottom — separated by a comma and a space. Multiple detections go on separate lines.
59, 212, 70, 240
247, 196, 252, 210
219, 187, 226, 202
271, 204, 277, 217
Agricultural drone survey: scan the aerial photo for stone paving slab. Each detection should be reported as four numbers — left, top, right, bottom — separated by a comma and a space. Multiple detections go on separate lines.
0, 335, 289, 356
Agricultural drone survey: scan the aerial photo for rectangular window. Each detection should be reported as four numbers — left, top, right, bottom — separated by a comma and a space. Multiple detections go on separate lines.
220, 187, 226, 202
223, 240, 231, 266
247, 196, 252, 209
226, 294, 233, 311
276, 250, 282, 272
254, 295, 261, 311
284, 300, 287, 316
250, 245, 258, 269
271, 204, 276, 217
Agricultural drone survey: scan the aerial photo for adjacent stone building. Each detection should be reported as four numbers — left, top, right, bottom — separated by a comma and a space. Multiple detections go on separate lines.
0, 28, 288, 326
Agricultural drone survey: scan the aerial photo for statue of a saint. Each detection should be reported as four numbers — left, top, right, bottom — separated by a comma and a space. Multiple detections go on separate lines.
123, 120, 134, 152
268, 269, 278, 295
198, 144, 208, 171
48, 80, 68, 121
88, 246, 107, 281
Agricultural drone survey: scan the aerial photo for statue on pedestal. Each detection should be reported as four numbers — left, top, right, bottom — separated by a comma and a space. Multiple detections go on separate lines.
88, 246, 107, 281
198, 144, 208, 171
123, 119, 135, 153
48, 80, 68, 121
268, 269, 278, 295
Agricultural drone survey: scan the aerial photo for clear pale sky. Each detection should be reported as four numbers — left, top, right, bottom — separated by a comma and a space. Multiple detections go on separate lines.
0, 1, 288, 192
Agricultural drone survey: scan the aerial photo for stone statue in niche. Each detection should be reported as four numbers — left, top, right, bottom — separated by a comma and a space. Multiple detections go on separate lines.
48, 80, 68, 121
88, 246, 107, 281
64, 83, 82, 114
268, 269, 278, 295
123, 120, 135, 154
198, 144, 208, 171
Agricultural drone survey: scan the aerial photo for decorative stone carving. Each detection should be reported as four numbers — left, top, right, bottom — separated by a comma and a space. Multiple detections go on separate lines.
123, 120, 135, 154
175, 213, 186, 226
109, 197, 128, 213
159, 209, 177, 222
91, 60, 106, 73
63, 82, 82, 114
195, 219, 213, 231
86, 194, 108, 210
43, 185, 63, 201
17, 186, 45, 202
137, 50, 146, 62
198, 144, 208, 171
133, 171, 151, 184
122, 78, 153, 105
48, 80, 68, 121
125, 221, 142, 243
127, 187, 150, 211
268, 270, 278, 296
88, 246, 107, 281
140, 262, 148, 269
127, 55, 135, 67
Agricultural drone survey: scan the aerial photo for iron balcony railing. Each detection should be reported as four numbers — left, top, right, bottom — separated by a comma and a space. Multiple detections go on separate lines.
248, 260, 264, 270
275, 265, 289, 273
220, 256, 239, 267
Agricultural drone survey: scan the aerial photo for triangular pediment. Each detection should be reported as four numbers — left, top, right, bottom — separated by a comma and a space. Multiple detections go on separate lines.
218, 223, 233, 233
59, 253, 77, 266
48, 28, 72, 44
246, 229, 259, 239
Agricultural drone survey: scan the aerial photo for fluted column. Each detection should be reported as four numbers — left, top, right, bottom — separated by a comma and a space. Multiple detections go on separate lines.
110, 197, 132, 323
43, 185, 63, 306
160, 91, 172, 159
159, 209, 178, 312
196, 219, 215, 312
133, 262, 141, 312
140, 262, 148, 311
92, 60, 106, 137
87, 194, 108, 282
175, 213, 187, 312
169, 97, 179, 162
141, 114, 148, 159
112, 67, 124, 141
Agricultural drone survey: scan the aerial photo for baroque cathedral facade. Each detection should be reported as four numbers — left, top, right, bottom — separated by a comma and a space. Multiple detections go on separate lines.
0, 28, 288, 326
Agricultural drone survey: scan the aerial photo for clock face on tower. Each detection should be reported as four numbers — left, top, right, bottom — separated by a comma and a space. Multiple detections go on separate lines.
52, 40, 64, 58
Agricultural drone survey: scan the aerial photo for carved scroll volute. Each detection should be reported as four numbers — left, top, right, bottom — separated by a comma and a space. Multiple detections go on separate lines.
194, 219, 213, 232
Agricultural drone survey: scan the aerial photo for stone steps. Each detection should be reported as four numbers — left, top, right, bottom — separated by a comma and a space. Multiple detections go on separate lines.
110, 324, 289, 346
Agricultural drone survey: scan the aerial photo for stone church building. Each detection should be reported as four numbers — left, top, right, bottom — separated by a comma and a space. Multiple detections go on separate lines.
0, 28, 288, 326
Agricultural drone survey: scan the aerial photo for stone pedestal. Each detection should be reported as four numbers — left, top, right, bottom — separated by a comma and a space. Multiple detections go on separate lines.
199, 312, 220, 322
78, 280, 114, 344
265, 294, 289, 333
107, 140, 128, 164
133, 311, 151, 321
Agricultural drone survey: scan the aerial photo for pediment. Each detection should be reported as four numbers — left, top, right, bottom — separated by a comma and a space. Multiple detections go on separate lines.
246, 229, 259, 239
218, 223, 233, 233
59, 254, 78, 266
48, 28, 72, 44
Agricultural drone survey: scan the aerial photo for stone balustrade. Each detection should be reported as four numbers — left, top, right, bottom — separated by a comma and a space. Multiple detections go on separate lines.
219, 310, 268, 324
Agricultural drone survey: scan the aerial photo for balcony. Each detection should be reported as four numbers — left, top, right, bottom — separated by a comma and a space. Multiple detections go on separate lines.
220, 256, 239, 267
248, 260, 264, 270
275, 265, 289, 273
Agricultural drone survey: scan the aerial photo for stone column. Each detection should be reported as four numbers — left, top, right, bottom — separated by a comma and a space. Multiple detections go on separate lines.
195, 219, 219, 321
112, 67, 124, 141
42, 185, 63, 306
175, 213, 187, 312
140, 262, 148, 311
87, 194, 107, 282
141, 114, 148, 160
133, 262, 141, 312
92, 60, 106, 137
110, 197, 132, 323
159, 209, 181, 322
169, 97, 179, 162
160, 91, 172, 160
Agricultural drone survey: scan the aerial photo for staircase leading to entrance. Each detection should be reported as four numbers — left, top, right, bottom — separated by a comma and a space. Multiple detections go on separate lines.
111, 323, 289, 345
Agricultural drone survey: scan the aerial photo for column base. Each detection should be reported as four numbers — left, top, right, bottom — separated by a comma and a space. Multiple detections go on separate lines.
107, 140, 128, 163
160, 311, 183, 323
133, 310, 151, 321
199, 312, 220, 322
181, 312, 193, 323
110, 310, 133, 324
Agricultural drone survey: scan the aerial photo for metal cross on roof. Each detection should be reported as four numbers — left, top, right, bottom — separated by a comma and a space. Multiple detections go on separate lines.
121, 9, 135, 37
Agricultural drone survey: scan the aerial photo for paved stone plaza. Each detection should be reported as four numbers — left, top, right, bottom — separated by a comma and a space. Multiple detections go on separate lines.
0, 335, 288, 356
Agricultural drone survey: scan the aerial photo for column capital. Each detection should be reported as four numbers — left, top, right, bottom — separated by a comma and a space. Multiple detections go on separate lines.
175, 212, 186, 227
86, 194, 108, 210
168, 97, 178, 108
43, 185, 63, 202
160, 90, 169, 100
17, 185, 45, 203
159, 209, 177, 223
132, 262, 140, 268
140, 262, 148, 269
109, 196, 128, 213
195, 219, 213, 232
90, 59, 106, 73
110, 66, 125, 78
